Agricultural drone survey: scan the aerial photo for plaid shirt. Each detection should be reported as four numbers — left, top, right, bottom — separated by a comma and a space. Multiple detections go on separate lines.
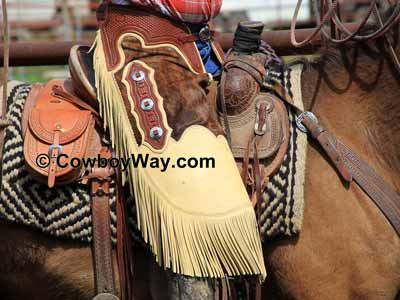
111, 0, 222, 23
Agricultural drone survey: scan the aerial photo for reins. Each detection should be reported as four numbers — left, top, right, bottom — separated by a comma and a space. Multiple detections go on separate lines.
291, 0, 400, 46
291, 0, 400, 79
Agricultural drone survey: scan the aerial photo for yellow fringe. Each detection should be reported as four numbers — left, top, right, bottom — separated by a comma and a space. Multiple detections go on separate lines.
93, 31, 266, 280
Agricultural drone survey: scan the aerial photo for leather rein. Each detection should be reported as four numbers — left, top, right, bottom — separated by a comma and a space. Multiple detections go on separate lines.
291, 0, 400, 72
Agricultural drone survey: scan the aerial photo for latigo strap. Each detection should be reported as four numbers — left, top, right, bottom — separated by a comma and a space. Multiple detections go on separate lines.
87, 148, 120, 300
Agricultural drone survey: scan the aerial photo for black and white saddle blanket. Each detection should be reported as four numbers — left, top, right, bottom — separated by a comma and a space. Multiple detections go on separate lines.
0, 65, 306, 245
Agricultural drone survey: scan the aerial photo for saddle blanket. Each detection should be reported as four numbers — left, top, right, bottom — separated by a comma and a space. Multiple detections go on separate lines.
0, 65, 306, 246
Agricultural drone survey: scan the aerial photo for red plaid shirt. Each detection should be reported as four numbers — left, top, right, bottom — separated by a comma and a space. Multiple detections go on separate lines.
111, 0, 222, 23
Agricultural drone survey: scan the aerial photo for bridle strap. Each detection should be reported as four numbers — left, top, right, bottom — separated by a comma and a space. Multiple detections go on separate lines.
316, 0, 378, 44
291, 0, 400, 52
290, 0, 340, 48
320, 0, 400, 42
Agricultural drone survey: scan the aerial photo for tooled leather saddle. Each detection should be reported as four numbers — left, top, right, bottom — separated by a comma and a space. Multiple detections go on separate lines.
219, 21, 290, 216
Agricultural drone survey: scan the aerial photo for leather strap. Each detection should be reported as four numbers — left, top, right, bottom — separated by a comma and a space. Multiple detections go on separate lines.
116, 170, 135, 300
224, 59, 265, 86
253, 138, 263, 227
22, 84, 42, 136
276, 83, 400, 237
303, 114, 400, 236
337, 140, 400, 235
92, 176, 115, 296
52, 85, 103, 128
90, 148, 119, 300
302, 116, 352, 182
48, 129, 61, 188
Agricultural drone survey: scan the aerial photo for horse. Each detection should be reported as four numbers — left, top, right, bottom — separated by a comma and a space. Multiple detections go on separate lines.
0, 38, 224, 300
261, 38, 400, 299
1, 11, 400, 300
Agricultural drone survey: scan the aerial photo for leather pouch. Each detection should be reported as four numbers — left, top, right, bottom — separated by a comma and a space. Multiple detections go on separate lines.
23, 80, 97, 187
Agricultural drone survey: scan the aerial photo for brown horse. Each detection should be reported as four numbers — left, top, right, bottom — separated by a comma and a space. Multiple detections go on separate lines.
262, 41, 400, 299
1, 28, 400, 300
0, 37, 222, 300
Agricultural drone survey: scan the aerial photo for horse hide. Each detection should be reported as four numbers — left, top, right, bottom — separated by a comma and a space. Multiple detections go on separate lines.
0, 66, 307, 256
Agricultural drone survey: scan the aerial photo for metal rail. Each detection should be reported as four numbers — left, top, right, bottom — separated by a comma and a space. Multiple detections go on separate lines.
1, 23, 362, 67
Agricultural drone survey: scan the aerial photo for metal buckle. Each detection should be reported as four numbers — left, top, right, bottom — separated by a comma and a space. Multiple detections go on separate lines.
48, 144, 62, 157
296, 111, 318, 133
198, 25, 212, 42
254, 99, 273, 135
91, 188, 110, 198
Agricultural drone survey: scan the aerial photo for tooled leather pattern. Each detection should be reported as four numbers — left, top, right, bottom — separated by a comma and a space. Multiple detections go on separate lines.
223, 53, 267, 115
223, 68, 259, 115
123, 61, 170, 150
29, 110, 91, 144
24, 80, 99, 182
98, 4, 204, 74
25, 118, 94, 178
92, 183, 115, 295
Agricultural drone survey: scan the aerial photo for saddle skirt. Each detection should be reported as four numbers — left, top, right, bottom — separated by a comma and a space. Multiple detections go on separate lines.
92, 3, 266, 279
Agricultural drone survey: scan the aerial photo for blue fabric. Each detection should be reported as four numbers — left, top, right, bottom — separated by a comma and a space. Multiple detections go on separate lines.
187, 23, 221, 75
195, 40, 221, 75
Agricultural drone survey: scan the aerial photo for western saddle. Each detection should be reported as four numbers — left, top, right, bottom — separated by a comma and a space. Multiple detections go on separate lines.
219, 21, 290, 222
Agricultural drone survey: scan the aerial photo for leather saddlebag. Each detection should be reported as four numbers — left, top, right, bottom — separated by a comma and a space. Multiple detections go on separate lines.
23, 79, 99, 188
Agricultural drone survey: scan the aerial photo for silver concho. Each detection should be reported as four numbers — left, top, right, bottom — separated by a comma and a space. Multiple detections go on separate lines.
132, 70, 145, 81
150, 127, 163, 139
141, 98, 155, 111
296, 111, 318, 133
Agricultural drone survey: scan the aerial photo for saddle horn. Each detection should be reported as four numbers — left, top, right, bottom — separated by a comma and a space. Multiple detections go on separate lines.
233, 21, 265, 54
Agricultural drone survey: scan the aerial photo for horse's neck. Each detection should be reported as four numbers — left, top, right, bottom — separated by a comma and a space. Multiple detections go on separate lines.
301, 46, 400, 188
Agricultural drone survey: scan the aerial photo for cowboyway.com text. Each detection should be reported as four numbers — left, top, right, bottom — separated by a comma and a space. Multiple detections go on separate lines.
35, 153, 215, 172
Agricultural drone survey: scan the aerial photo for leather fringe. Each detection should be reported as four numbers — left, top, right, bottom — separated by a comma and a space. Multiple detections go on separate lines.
93, 31, 266, 280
